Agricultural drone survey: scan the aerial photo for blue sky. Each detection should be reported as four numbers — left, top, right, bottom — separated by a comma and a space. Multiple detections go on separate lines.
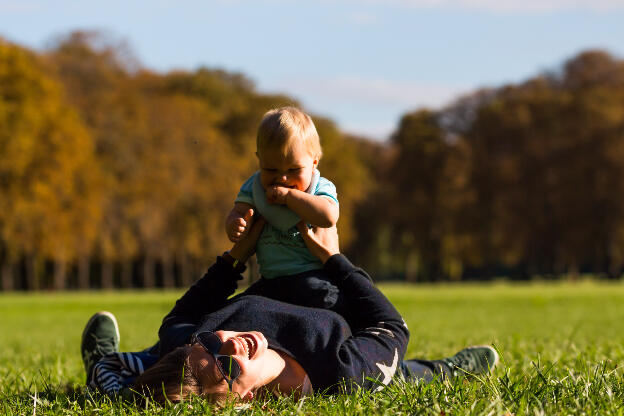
1, 0, 623, 140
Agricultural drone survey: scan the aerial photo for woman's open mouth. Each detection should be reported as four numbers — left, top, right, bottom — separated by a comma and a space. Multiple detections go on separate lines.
239, 335, 257, 359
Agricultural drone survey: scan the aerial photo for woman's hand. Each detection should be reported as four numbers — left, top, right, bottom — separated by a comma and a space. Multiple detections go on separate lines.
296, 222, 340, 264
229, 216, 266, 263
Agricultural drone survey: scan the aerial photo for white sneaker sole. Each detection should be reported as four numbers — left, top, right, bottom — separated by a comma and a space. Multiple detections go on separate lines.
81, 311, 120, 343
470, 345, 500, 372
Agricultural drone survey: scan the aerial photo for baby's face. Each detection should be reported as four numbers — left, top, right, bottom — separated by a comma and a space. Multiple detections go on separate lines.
257, 141, 318, 192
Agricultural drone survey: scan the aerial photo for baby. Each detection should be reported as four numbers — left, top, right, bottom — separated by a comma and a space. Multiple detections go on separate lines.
225, 107, 341, 308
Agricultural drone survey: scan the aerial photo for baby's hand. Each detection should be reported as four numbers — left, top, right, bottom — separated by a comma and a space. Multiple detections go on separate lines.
266, 185, 290, 205
226, 208, 254, 242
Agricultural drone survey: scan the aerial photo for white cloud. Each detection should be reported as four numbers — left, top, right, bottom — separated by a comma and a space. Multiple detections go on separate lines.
260, 76, 470, 140
0, 1, 41, 12
218, 0, 624, 13
446, 0, 624, 12
202, 0, 624, 12
340, 120, 397, 140
331, 0, 624, 12
278, 76, 467, 108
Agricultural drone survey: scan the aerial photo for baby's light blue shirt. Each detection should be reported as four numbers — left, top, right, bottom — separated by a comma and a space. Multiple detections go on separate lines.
235, 169, 338, 278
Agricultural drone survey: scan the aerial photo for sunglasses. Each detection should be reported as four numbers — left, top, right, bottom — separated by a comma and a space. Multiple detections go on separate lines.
191, 331, 242, 391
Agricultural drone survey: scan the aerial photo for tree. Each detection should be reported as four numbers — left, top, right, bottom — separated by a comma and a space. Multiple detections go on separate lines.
0, 39, 101, 290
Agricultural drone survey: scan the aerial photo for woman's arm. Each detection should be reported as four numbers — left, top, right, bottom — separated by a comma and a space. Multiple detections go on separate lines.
296, 224, 405, 333
158, 218, 266, 356
296, 223, 409, 392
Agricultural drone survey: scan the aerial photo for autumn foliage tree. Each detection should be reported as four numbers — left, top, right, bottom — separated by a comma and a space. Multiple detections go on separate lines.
0, 39, 101, 290
352, 49, 624, 281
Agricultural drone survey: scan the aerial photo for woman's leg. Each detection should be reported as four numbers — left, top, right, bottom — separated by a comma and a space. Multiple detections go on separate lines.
399, 359, 452, 382
400, 346, 499, 382
82, 311, 159, 395
81, 311, 120, 384
239, 269, 340, 309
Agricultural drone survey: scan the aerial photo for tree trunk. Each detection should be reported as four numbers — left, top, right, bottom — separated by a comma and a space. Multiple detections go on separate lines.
162, 256, 174, 288
179, 253, 192, 287
77, 256, 90, 290
567, 262, 580, 281
143, 254, 155, 288
607, 243, 622, 279
53, 259, 67, 291
121, 260, 133, 289
26, 254, 39, 291
1, 262, 14, 291
404, 251, 420, 282
101, 261, 114, 289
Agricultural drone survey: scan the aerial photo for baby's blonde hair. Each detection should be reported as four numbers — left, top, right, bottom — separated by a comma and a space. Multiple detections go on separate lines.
256, 107, 322, 159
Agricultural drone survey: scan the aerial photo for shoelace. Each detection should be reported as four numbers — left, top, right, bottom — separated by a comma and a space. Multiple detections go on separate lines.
444, 353, 478, 373
84, 334, 117, 367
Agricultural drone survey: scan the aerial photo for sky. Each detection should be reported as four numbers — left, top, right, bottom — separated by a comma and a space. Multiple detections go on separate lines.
1, 0, 623, 140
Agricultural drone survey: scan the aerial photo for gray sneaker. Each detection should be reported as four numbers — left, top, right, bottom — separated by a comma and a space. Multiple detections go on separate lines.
439, 345, 499, 378
81, 311, 120, 384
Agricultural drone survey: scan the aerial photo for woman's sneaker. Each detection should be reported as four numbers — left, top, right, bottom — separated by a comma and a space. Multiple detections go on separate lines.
81, 311, 120, 384
438, 345, 499, 378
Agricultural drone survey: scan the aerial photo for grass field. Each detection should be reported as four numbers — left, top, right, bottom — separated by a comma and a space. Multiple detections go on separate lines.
1, 281, 623, 415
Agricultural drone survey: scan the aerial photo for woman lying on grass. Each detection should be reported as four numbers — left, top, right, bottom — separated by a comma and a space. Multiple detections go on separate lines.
81, 219, 499, 404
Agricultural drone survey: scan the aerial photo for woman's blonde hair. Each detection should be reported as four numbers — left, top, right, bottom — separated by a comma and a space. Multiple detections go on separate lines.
132, 346, 228, 405
257, 107, 322, 159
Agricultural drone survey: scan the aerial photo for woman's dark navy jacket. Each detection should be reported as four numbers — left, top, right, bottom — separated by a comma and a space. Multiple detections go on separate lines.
158, 254, 409, 394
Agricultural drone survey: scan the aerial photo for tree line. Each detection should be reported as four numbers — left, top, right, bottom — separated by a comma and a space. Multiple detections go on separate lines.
1, 31, 623, 290
350, 49, 624, 281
